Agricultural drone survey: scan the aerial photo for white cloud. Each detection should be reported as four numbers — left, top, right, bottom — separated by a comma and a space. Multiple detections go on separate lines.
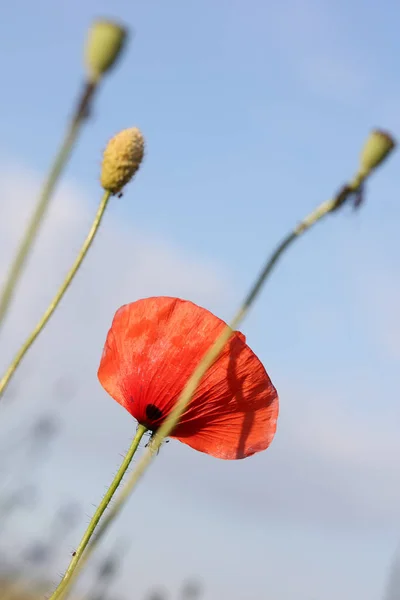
0, 160, 234, 507
1, 163, 399, 534
0, 161, 237, 594
0, 164, 399, 599
0, 163, 231, 364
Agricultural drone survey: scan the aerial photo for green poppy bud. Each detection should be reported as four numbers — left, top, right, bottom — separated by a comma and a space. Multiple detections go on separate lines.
85, 19, 128, 83
101, 128, 145, 194
360, 129, 396, 176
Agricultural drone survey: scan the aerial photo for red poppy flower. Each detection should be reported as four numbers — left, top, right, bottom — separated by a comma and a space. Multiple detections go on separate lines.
98, 297, 279, 460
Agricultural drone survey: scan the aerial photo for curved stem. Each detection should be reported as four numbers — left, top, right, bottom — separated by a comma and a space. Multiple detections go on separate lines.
0, 190, 111, 398
49, 424, 148, 600
109, 195, 343, 475
57, 189, 362, 600
0, 82, 97, 332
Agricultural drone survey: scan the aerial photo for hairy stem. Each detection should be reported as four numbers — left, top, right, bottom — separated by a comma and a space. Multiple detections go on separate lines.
49, 424, 148, 600
103, 195, 344, 480
0, 190, 111, 398
0, 81, 97, 332
58, 179, 368, 600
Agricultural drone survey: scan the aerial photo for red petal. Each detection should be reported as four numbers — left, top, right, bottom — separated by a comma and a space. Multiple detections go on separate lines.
98, 297, 278, 458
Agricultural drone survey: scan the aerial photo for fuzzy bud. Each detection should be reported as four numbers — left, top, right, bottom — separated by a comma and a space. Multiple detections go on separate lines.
85, 20, 128, 83
101, 128, 145, 194
360, 129, 396, 176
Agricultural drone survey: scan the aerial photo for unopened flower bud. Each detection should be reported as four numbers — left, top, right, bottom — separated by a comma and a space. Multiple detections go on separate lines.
360, 129, 396, 176
85, 20, 128, 83
101, 128, 145, 194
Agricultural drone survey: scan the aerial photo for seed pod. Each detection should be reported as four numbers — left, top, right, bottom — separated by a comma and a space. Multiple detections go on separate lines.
85, 20, 128, 83
101, 128, 145, 194
360, 129, 396, 176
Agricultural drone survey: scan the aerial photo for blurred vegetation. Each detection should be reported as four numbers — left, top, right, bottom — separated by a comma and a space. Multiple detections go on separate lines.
0, 378, 204, 599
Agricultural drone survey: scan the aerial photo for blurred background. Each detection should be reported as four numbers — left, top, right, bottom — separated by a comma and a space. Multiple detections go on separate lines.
0, 0, 399, 598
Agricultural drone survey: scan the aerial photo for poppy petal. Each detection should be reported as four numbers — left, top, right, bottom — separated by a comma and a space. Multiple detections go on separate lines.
98, 297, 278, 459
171, 331, 278, 459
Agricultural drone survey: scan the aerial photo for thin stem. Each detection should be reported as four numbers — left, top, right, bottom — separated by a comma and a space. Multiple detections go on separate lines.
109, 195, 343, 475
0, 190, 111, 398
0, 81, 97, 332
58, 187, 363, 600
49, 424, 148, 600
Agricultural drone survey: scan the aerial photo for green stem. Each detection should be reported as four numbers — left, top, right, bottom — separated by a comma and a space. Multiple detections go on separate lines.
58, 181, 367, 600
57, 467, 138, 600
0, 190, 111, 398
54, 171, 372, 600
49, 424, 148, 600
112, 194, 350, 471
0, 81, 97, 332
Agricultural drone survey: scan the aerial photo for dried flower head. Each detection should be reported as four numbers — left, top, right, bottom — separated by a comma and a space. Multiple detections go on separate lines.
85, 19, 128, 83
360, 129, 396, 176
100, 128, 145, 194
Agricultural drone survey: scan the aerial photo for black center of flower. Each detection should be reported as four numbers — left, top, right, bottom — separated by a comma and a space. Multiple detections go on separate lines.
145, 404, 163, 422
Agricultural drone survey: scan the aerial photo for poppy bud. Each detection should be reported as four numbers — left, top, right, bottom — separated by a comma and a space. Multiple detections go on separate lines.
100, 128, 145, 194
85, 19, 128, 83
359, 129, 396, 176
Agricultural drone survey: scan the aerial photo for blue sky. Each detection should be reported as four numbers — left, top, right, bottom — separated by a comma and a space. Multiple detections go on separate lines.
0, 0, 400, 599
